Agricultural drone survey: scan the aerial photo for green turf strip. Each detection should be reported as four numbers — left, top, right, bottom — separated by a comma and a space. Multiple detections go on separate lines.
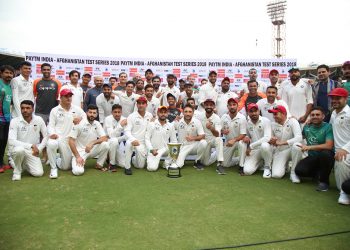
0, 161, 349, 250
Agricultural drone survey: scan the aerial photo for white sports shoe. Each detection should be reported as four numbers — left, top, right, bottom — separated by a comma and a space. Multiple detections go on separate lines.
263, 168, 271, 178
338, 192, 350, 205
12, 174, 21, 181
290, 172, 300, 183
50, 168, 58, 179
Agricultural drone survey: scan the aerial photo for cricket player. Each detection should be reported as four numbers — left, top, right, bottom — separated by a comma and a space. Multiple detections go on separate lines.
144, 84, 160, 118
8, 100, 47, 181
96, 83, 119, 124
47, 89, 86, 179
124, 96, 153, 175
241, 103, 272, 176
171, 104, 207, 169
221, 98, 247, 169
328, 88, 350, 205
104, 104, 127, 171
145, 106, 177, 171
198, 71, 219, 112
198, 98, 225, 174
113, 81, 140, 117
267, 105, 302, 180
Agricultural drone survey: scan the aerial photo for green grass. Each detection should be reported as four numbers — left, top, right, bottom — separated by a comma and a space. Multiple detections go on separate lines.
0, 161, 349, 250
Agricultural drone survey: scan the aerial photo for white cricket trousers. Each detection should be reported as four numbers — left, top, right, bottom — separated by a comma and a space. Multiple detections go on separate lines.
267, 144, 300, 178
242, 142, 271, 175
147, 147, 172, 171
108, 138, 126, 167
72, 141, 109, 176
334, 154, 350, 190
47, 138, 72, 170
174, 140, 207, 168
201, 137, 224, 166
10, 146, 43, 177
125, 141, 147, 169
222, 141, 246, 167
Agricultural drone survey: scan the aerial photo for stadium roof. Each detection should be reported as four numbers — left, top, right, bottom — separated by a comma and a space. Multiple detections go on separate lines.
0, 51, 25, 68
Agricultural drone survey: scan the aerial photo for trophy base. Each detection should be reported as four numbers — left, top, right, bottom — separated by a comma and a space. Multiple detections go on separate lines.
167, 167, 181, 178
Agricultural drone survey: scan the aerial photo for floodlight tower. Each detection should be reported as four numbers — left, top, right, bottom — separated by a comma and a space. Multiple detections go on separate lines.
267, 0, 287, 58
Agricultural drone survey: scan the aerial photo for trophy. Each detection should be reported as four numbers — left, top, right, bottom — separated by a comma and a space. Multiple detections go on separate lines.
167, 143, 182, 178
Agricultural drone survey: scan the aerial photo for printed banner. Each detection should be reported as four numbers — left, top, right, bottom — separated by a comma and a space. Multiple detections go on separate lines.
26, 52, 297, 91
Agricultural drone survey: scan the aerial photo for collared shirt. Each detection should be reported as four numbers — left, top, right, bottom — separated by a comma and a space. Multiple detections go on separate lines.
161, 85, 181, 106
303, 122, 334, 156
33, 78, 61, 115
271, 117, 302, 151
124, 111, 153, 143
10, 74, 34, 118
96, 93, 120, 123
280, 79, 313, 119
145, 119, 177, 150
256, 98, 291, 122
83, 87, 103, 111
0, 79, 12, 123
221, 112, 247, 141
246, 116, 272, 150
174, 117, 205, 145
330, 105, 350, 152
69, 119, 106, 151
48, 104, 86, 138
8, 115, 48, 152
198, 112, 222, 141
145, 96, 160, 117
113, 91, 140, 117
198, 82, 219, 112
60, 83, 84, 108
243, 80, 268, 93
216, 90, 238, 117
179, 91, 199, 109
103, 115, 126, 142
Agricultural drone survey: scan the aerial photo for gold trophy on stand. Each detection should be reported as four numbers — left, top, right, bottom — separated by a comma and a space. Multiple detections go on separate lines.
167, 143, 182, 178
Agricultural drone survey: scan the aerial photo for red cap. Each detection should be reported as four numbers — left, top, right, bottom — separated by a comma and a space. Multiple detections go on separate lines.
269, 69, 279, 75
342, 61, 350, 69
247, 103, 259, 112
60, 89, 74, 96
157, 106, 168, 112
328, 88, 349, 97
222, 77, 230, 83
136, 96, 148, 103
227, 98, 239, 104
268, 105, 287, 115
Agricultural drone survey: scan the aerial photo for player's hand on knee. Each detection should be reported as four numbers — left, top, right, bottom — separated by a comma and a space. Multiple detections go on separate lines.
335, 149, 348, 162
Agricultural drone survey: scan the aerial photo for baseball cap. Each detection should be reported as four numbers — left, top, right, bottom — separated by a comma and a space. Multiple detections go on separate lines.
247, 103, 259, 112
268, 105, 287, 115
342, 61, 350, 69
60, 89, 74, 96
209, 70, 217, 76
269, 69, 279, 75
136, 96, 148, 103
204, 98, 215, 104
157, 106, 168, 112
328, 88, 349, 97
102, 83, 112, 88
227, 98, 239, 104
288, 67, 300, 73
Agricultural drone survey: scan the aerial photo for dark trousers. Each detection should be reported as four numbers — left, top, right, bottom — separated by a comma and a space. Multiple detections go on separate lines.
342, 180, 350, 194
295, 150, 334, 184
0, 122, 9, 166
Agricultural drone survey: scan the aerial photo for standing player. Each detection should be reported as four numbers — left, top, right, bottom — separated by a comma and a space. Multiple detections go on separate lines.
160, 74, 180, 106
68, 105, 109, 175
83, 75, 103, 111
96, 83, 119, 124
216, 77, 238, 117
144, 84, 160, 118
60, 70, 84, 108
124, 96, 153, 175
113, 81, 140, 117
8, 100, 47, 181
166, 93, 182, 123
198, 71, 219, 112
145, 106, 177, 171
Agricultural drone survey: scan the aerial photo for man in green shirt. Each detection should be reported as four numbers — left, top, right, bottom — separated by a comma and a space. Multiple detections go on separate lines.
0, 65, 14, 173
292, 106, 334, 191
341, 61, 350, 105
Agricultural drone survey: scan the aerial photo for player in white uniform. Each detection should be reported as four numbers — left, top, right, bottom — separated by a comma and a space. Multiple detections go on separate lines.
124, 96, 153, 175
178, 82, 199, 109
144, 84, 160, 118
68, 105, 109, 175
198, 98, 225, 174
113, 81, 140, 117
10, 61, 34, 118
241, 103, 272, 176
104, 104, 127, 171
59, 70, 84, 108
256, 86, 290, 122
221, 98, 247, 170
171, 104, 207, 170
328, 88, 350, 205
96, 83, 119, 124
8, 100, 47, 181
216, 77, 238, 117
267, 105, 302, 180
186, 98, 202, 119
47, 89, 86, 179
198, 71, 219, 112
145, 106, 177, 171
242, 68, 267, 94
160, 74, 181, 106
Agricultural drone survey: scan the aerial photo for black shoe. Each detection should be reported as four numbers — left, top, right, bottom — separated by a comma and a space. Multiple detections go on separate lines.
216, 164, 226, 175
194, 161, 204, 170
124, 168, 133, 175
316, 182, 329, 192
239, 167, 244, 176
109, 164, 117, 172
